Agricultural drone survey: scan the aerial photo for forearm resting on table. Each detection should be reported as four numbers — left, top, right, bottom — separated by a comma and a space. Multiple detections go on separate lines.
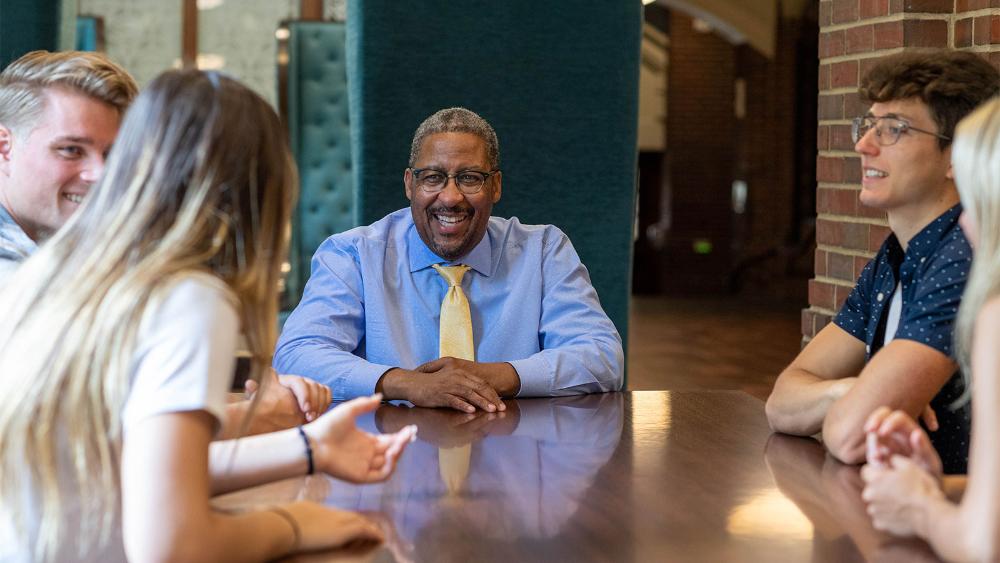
766, 368, 855, 436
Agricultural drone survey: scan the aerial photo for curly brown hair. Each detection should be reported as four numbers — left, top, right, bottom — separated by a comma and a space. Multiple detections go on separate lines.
860, 49, 1000, 149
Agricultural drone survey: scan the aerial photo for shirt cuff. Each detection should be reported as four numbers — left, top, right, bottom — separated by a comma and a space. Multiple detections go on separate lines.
339, 361, 396, 400
509, 355, 555, 397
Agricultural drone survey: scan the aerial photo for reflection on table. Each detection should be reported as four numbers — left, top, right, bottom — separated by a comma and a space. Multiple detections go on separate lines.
214, 391, 942, 562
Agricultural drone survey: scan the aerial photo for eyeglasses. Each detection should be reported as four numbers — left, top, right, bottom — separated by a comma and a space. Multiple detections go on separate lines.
851, 115, 951, 146
409, 167, 499, 195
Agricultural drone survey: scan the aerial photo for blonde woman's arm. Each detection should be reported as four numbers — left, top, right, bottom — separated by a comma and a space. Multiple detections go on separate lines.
862, 299, 1000, 562
121, 410, 383, 563
208, 395, 416, 495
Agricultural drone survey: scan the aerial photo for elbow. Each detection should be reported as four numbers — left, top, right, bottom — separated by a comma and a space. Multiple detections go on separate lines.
764, 395, 787, 433
821, 414, 866, 465
764, 392, 811, 436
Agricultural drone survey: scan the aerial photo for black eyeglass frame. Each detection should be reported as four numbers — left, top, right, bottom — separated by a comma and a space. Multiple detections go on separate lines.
851, 115, 951, 146
408, 167, 500, 195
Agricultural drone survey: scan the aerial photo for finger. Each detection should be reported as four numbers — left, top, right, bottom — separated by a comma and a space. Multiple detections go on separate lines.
244, 379, 258, 398
340, 394, 383, 418
909, 428, 942, 474
278, 376, 312, 415
415, 358, 446, 373
444, 394, 478, 413
340, 517, 385, 544
878, 410, 918, 436
864, 406, 892, 432
865, 432, 884, 465
889, 454, 915, 470
452, 387, 500, 413
455, 375, 503, 412
321, 385, 332, 411
920, 404, 939, 432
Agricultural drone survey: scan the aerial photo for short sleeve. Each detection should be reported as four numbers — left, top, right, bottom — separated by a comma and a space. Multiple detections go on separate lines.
894, 240, 971, 357
122, 273, 238, 435
834, 259, 875, 342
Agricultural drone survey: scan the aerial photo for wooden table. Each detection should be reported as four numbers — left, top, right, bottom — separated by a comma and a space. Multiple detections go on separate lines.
214, 391, 942, 562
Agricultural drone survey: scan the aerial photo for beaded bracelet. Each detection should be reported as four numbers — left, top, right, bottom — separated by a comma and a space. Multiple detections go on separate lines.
270, 506, 301, 551
297, 425, 315, 475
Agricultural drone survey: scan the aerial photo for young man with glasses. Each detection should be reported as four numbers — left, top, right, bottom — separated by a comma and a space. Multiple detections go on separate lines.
275, 107, 624, 411
766, 50, 999, 473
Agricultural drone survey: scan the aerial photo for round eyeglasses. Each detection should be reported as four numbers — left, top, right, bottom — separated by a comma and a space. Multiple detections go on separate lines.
851, 115, 950, 147
409, 167, 499, 195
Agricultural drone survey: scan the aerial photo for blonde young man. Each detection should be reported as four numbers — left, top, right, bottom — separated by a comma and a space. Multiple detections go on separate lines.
0, 50, 329, 435
766, 50, 1000, 473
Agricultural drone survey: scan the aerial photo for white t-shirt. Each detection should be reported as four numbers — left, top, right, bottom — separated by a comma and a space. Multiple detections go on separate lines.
883, 283, 903, 346
1, 272, 237, 562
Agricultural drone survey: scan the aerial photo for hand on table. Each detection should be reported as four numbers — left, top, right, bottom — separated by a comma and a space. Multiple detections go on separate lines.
304, 395, 417, 483
379, 358, 518, 413
861, 454, 944, 537
863, 407, 942, 479
278, 501, 384, 553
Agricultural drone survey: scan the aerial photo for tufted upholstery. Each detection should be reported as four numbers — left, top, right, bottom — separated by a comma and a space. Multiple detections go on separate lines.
346, 1, 641, 354
283, 21, 355, 309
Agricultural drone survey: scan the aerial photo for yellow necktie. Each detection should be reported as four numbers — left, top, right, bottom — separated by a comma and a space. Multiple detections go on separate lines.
432, 264, 473, 495
432, 264, 474, 361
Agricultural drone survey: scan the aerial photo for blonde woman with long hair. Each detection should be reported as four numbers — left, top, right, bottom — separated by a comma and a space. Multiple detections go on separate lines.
0, 69, 415, 562
861, 96, 1000, 561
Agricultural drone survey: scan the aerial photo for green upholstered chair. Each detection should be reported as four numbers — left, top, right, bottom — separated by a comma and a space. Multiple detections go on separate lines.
281, 21, 355, 312
345, 1, 641, 353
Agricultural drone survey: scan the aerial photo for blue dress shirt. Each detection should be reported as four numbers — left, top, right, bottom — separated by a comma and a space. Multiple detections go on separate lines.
274, 208, 624, 400
835, 204, 971, 474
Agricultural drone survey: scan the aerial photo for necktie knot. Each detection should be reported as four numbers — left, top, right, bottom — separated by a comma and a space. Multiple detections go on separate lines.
433, 264, 470, 287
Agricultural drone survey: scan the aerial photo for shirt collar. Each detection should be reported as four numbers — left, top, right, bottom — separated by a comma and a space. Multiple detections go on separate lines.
0, 203, 38, 252
407, 221, 493, 276
883, 203, 962, 269
906, 203, 962, 259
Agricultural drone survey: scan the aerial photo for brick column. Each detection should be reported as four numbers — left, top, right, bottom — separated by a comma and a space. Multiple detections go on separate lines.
805, 0, 1000, 342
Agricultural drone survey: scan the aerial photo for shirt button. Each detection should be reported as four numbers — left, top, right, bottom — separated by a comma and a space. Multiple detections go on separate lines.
866, 345, 871, 354
877, 292, 884, 302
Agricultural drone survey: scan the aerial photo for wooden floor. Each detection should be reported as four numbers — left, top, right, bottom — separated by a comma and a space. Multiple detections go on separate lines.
626, 295, 804, 401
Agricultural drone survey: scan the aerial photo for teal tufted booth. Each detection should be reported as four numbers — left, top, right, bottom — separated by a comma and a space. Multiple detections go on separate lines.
345, 1, 641, 353
282, 21, 355, 310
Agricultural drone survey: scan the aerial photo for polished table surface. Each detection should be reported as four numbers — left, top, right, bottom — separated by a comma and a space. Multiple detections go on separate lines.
214, 391, 942, 562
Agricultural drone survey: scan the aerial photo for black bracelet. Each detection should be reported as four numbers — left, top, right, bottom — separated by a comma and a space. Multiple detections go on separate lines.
297, 426, 314, 475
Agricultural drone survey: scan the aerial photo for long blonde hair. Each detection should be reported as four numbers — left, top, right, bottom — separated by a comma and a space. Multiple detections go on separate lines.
953, 97, 1000, 396
0, 69, 297, 560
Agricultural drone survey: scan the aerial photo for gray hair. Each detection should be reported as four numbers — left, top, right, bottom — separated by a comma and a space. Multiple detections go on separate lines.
0, 50, 138, 136
408, 107, 499, 169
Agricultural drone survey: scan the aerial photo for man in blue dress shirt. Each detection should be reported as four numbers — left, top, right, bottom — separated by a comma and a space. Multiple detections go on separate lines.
766, 51, 1000, 473
274, 107, 624, 412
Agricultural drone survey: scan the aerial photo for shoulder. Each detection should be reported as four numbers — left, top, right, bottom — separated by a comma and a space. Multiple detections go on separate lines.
491, 215, 571, 249
145, 271, 239, 335
924, 227, 973, 270
318, 208, 412, 254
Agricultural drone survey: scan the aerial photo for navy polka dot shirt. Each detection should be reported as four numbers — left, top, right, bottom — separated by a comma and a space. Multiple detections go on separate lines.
835, 204, 971, 474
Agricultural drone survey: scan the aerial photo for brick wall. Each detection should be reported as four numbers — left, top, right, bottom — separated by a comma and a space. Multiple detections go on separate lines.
805, 0, 1000, 341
